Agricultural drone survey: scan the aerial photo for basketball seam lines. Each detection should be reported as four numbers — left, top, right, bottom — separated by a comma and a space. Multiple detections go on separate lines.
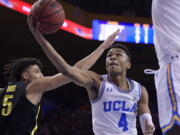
40, 8, 63, 18
39, 21, 63, 25
40, 24, 49, 33
39, 0, 52, 18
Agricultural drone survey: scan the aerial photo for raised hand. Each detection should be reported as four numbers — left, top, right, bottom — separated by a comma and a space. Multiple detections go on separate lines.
100, 29, 120, 49
27, 15, 44, 41
28, 15, 42, 33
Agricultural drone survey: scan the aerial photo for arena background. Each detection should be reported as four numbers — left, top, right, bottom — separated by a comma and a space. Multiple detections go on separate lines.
0, 0, 162, 134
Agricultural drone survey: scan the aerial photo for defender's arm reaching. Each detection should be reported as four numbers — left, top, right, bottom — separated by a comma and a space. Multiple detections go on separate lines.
27, 16, 119, 95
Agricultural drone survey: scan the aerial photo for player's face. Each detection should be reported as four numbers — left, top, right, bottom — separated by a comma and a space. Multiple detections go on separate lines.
106, 48, 131, 74
22, 64, 44, 82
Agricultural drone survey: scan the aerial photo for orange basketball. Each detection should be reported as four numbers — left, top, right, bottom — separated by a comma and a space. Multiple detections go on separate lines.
30, 0, 65, 34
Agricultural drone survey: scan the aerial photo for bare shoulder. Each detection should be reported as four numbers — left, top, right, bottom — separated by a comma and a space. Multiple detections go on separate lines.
140, 85, 148, 94
139, 85, 149, 102
26, 76, 52, 92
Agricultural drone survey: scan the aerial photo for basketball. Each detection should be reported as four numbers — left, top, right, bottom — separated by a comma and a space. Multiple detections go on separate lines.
29, 0, 65, 34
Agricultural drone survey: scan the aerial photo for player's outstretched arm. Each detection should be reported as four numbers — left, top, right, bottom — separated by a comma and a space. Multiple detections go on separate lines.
27, 15, 100, 93
138, 86, 155, 135
28, 15, 119, 71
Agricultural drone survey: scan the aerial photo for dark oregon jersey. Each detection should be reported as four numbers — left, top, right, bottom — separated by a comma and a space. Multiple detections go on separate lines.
0, 82, 40, 135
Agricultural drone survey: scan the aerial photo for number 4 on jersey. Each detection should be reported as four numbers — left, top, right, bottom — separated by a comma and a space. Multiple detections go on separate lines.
118, 113, 128, 131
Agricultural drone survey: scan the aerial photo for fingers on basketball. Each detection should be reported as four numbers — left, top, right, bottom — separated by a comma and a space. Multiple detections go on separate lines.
29, 0, 65, 34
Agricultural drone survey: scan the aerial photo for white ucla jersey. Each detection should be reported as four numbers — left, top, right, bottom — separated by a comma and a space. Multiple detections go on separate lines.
91, 75, 142, 135
152, 0, 180, 65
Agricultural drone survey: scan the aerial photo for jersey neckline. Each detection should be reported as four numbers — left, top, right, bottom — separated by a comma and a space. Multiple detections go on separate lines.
106, 75, 134, 94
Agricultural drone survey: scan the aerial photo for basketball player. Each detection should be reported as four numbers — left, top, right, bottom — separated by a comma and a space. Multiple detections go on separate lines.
151, 0, 180, 134
28, 16, 155, 135
0, 26, 118, 135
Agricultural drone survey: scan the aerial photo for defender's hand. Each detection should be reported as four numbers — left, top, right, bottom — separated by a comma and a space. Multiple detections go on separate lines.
100, 29, 120, 49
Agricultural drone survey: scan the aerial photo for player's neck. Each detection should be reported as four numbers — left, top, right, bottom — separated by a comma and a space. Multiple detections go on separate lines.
107, 74, 128, 90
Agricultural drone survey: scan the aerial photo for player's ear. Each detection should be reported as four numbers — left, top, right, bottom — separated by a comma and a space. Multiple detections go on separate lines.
127, 61, 131, 69
22, 72, 29, 80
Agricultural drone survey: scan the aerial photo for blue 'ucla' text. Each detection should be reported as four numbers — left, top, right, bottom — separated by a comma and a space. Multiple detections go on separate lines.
103, 100, 137, 113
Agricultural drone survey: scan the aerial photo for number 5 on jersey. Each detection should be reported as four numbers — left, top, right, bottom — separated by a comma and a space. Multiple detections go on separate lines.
1, 85, 16, 116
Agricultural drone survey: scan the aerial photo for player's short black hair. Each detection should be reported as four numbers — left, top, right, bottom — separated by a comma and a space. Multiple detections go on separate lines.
3, 57, 43, 82
110, 43, 131, 61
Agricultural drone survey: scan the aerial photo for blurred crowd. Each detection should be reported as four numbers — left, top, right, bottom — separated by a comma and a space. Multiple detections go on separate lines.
39, 108, 93, 135
38, 99, 162, 135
